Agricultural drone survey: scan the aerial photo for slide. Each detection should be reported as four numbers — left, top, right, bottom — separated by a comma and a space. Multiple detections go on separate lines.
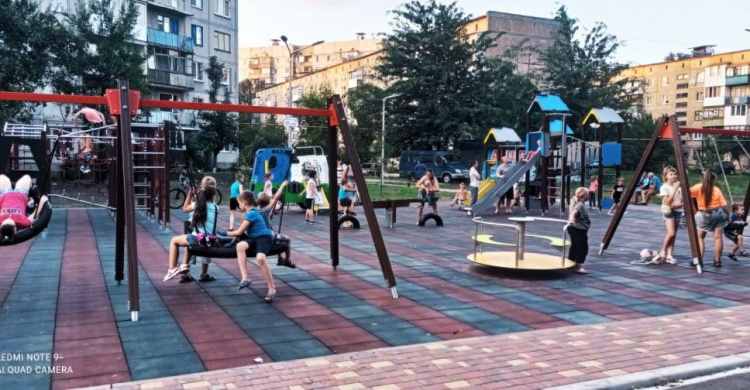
477, 178, 496, 200
466, 153, 541, 216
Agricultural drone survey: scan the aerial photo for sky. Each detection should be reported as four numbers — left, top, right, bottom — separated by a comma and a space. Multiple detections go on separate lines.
238, 0, 750, 66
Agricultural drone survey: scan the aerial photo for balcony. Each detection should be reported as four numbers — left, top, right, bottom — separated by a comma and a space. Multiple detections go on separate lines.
147, 28, 193, 52
703, 96, 730, 107
147, 69, 194, 90
726, 74, 750, 86
702, 117, 724, 127
731, 96, 750, 104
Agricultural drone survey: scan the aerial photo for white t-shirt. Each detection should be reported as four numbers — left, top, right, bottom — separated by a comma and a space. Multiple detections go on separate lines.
263, 180, 273, 197
469, 167, 481, 188
306, 178, 317, 199
660, 184, 684, 212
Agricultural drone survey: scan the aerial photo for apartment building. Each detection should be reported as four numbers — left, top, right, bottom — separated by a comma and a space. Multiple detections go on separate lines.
252, 11, 559, 111
35, 0, 239, 127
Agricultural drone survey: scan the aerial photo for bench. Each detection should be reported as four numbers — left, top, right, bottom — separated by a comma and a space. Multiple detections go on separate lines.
371, 199, 419, 228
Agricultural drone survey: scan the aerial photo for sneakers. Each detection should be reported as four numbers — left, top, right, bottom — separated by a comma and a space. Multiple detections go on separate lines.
163, 267, 180, 281
574, 265, 589, 274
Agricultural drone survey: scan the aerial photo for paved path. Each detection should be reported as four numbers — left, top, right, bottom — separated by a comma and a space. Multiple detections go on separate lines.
91, 304, 750, 390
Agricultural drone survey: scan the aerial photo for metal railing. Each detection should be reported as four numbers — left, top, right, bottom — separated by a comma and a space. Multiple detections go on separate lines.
147, 28, 193, 52
530, 217, 571, 268
472, 217, 521, 267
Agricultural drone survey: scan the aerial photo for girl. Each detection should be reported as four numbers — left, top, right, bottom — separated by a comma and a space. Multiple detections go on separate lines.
568, 187, 591, 274
690, 170, 730, 267
305, 171, 318, 224
229, 173, 244, 230
658, 167, 683, 264
450, 182, 468, 208
608, 177, 624, 216
726, 204, 749, 261
415, 169, 440, 224
229, 191, 277, 302
164, 186, 219, 282
181, 175, 218, 282
588, 175, 598, 210
263, 172, 273, 197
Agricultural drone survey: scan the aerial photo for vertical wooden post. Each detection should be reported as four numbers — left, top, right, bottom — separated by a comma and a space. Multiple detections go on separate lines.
671, 117, 703, 272
597, 124, 604, 211
163, 123, 171, 227
561, 115, 568, 214
327, 107, 339, 269
580, 126, 586, 188
114, 126, 124, 284
742, 178, 750, 221
599, 116, 667, 254
329, 95, 397, 297
540, 116, 550, 214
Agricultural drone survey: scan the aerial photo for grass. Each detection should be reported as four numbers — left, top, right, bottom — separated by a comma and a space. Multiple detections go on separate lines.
366, 183, 422, 201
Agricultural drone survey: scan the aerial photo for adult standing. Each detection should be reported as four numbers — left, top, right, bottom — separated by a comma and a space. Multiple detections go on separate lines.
690, 170, 730, 267
468, 161, 481, 205
658, 167, 683, 264
415, 169, 440, 224
493, 156, 514, 215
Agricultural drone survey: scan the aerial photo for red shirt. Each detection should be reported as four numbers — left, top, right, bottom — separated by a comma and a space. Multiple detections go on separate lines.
0, 192, 31, 228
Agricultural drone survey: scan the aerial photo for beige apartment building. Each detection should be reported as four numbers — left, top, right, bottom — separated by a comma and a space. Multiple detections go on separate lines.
250, 11, 559, 110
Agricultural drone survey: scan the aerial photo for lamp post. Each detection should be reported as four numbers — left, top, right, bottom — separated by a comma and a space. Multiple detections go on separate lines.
280, 36, 324, 147
381, 93, 402, 195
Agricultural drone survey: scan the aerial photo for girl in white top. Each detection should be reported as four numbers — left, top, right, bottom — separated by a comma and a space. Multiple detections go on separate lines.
468, 161, 481, 205
263, 172, 273, 197
658, 167, 683, 264
305, 170, 319, 224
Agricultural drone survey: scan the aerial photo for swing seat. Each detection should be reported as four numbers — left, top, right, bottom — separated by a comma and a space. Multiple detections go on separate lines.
338, 214, 360, 229
418, 213, 443, 227
188, 239, 289, 259
0, 202, 53, 246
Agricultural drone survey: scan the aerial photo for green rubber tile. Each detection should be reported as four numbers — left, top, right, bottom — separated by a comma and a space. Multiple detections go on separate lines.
303, 288, 352, 300
331, 304, 389, 319
369, 327, 440, 346
262, 339, 332, 361
314, 295, 364, 308
522, 301, 579, 314
0, 321, 55, 340
624, 303, 680, 316
552, 310, 612, 325
128, 352, 205, 381
0, 309, 56, 325
119, 323, 180, 342
246, 325, 313, 344
234, 313, 297, 331
699, 297, 742, 308
122, 336, 195, 360
416, 298, 473, 311
0, 369, 51, 389
350, 315, 415, 331
441, 308, 504, 323
0, 335, 52, 354
471, 319, 530, 334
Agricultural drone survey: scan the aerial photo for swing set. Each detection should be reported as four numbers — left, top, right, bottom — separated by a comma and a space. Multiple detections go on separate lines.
0, 81, 399, 321
599, 115, 750, 274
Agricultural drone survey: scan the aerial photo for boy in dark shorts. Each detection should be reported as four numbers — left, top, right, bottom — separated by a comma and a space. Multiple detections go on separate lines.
726, 204, 749, 261
608, 177, 624, 216
229, 173, 244, 230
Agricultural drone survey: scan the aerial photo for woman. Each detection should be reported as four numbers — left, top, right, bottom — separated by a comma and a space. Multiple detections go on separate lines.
416, 169, 440, 224
568, 187, 591, 274
658, 167, 683, 264
690, 170, 730, 267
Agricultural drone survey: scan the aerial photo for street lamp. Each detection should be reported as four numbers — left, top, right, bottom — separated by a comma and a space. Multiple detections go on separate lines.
381, 93, 402, 194
280, 35, 324, 147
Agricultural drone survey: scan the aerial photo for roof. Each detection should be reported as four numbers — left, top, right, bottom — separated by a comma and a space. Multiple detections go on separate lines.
581, 108, 625, 126
527, 94, 570, 113
548, 119, 574, 135
483, 127, 522, 144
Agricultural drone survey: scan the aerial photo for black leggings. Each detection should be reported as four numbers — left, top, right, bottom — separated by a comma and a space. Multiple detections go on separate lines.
567, 226, 589, 264
588, 192, 597, 208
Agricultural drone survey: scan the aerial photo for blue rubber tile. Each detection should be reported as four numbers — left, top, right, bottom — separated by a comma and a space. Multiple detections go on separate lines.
119, 323, 179, 342
303, 288, 352, 300
0, 368, 51, 389
441, 308, 504, 323
591, 294, 646, 307
286, 280, 335, 291
0, 321, 55, 340
369, 327, 440, 346
499, 292, 549, 304
315, 295, 365, 308
331, 305, 390, 319
234, 313, 297, 331
569, 287, 611, 297
553, 311, 612, 325
522, 301, 579, 314
473, 285, 519, 295
122, 336, 195, 360
699, 297, 743, 308
246, 325, 313, 344
350, 316, 415, 331
128, 352, 205, 381
625, 303, 680, 316
0, 335, 52, 354
262, 339, 332, 361
471, 319, 530, 334
657, 289, 707, 300
416, 298, 474, 311
0, 309, 56, 325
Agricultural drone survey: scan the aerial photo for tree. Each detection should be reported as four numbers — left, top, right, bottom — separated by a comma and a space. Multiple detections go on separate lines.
295, 87, 334, 154
237, 116, 286, 168
189, 56, 238, 170
346, 84, 387, 164
0, 0, 70, 123
52, 0, 146, 97
540, 6, 628, 125
375, 0, 536, 151
238, 79, 255, 105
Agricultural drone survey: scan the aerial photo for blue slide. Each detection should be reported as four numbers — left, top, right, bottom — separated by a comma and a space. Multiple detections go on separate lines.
466, 153, 540, 216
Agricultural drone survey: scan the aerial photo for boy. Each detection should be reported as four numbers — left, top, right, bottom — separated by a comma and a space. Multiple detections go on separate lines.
305, 171, 318, 224
0, 174, 49, 242
256, 180, 295, 268
229, 173, 244, 230
608, 177, 625, 216
726, 204, 749, 261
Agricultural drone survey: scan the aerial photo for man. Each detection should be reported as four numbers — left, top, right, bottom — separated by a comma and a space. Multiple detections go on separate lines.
468, 161, 481, 205
642, 172, 660, 204
72, 106, 106, 129
631, 172, 649, 204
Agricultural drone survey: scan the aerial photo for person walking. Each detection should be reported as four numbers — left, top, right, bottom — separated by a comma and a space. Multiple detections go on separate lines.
469, 161, 480, 205
690, 170, 730, 267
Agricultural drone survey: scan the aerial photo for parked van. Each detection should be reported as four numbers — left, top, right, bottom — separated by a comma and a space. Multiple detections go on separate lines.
398, 151, 470, 183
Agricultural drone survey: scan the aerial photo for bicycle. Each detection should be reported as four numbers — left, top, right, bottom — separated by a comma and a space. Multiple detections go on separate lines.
169, 173, 223, 209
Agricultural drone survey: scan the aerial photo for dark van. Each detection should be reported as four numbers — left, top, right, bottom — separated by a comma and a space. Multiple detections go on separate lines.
399, 151, 470, 183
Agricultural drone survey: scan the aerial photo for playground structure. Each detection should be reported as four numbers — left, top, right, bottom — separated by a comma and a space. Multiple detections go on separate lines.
599, 115, 750, 274
0, 84, 399, 322
579, 107, 624, 210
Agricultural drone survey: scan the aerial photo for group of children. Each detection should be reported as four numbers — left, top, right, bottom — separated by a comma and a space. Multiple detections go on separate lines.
163, 173, 294, 303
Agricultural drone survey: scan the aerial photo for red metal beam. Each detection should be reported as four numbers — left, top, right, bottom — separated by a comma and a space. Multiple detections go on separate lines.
0, 91, 332, 117
680, 127, 750, 137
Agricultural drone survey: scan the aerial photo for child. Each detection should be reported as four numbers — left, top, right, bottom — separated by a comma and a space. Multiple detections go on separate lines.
163, 186, 219, 282
182, 175, 218, 282
305, 171, 318, 224
588, 175, 598, 210
415, 169, 440, 224
229, 173, 244, 230
256, 180, 295, 268
263, 172, 273, 197
608, 177, 624, 216
0, 174, 49, 242
228, 191, 277, 303
568, 187, 591, 274
450, 182, 468, 209
726, 204, 749, 261
338, 177, 354, 215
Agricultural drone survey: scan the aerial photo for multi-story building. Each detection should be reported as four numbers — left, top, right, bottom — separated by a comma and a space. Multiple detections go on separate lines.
615, 46, 750, 162
251, 11, 559, 112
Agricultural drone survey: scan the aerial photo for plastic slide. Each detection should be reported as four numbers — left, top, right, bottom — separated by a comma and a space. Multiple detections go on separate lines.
465, 153, 541, 216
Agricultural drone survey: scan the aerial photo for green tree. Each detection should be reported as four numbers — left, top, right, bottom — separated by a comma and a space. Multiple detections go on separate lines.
189, 56, 238, 170
540, 6, 628, 124
238, 79, 255, 105
296, 87, 334, 154
237, 116, 286, 168
345, 84, 388, 164
0, 0, 70, 122
376, 0, 535, 151
52, 0, 146, 97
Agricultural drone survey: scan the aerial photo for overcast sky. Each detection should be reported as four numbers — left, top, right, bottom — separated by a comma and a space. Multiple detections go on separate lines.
238, 0, 750, 66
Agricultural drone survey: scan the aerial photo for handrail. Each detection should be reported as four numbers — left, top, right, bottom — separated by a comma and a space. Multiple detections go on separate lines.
472, 217, 522, 267
525, 217, 571, 267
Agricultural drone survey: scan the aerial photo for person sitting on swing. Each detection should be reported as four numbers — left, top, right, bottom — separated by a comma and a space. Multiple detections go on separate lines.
0, 175, 49, 242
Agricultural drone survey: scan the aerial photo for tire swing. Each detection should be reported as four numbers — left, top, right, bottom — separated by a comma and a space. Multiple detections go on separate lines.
338, 214, 360, 229
418, 213, 443, 227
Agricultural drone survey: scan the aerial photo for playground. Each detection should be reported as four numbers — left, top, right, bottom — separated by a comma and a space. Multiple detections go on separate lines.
2, 89, 750, 389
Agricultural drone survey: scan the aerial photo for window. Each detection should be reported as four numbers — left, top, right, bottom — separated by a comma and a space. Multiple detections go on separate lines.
221, 67, 230, 85
662, 76, 669, 86
676, 74, 689, 80
675, 111, 687, 117
675, 102, 688, 108
193, 62, 204, 81
706, 86, 722, 98
676, 93, 688, 99
215, 0, 230, 17
697, 72, 705, 82
157, 15, 177, 33
192, 97, 204, 103
191, 25, 203, 46
214, 31, 231, 52
694, 111, 703, 121
190, 0, 202, 8
731, 105, 747, 116
662, 94, 670, 104
645, 96, 652, 105
676, 83, 689, 90
645, 78, 653, 87
696, 91, 704, 101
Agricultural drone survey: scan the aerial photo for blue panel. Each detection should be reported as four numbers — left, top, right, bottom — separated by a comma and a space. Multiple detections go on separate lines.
526, 132, 549, 156
602, 143, 622, 166
549, 119, 574, 135
533, 94, 570, 112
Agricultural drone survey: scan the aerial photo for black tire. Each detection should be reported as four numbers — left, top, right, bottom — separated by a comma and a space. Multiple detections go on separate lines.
442, 173, 452, 184
169, 188, 186, 209
409, 172, 417, 182
338, 215, 360, 229
215, 189, 223, 205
